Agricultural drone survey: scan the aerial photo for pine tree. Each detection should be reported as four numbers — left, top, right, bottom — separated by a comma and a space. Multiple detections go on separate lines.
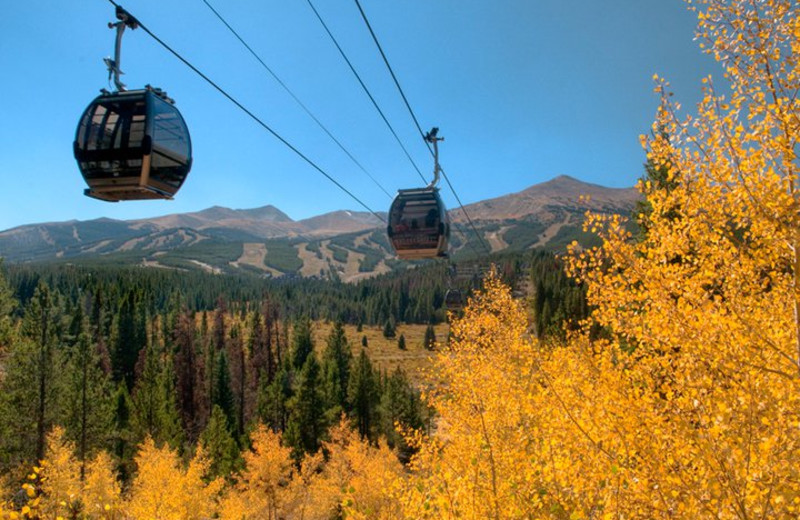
423, 324, 436, 350
112, 289, 146, 390
227, 324, 246, 438
111, 381, 135, 482
62, 314, 114, 477
212, 349, 236, 432
0, 283, 66, 465
290, 316, 314, 370
633, 128, 679, 237
347, 350, 379, 440
0, 260, 16, 351
200, 405, 240, 479
379, 367, 424, 462
158, 354, 185, 450
173, 309, 202, 442
257, 359, 292, 433
212, 298, 227, 354
246, 306, 270, 427
285, 354, 326, 459
130, 343, 184, 450
397, 334, 406, 350
320, 321, 352, 415
382, 318, 396, 339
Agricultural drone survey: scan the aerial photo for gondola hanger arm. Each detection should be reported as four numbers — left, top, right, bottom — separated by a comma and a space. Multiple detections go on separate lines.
425, 127, 444, 189
105, 5, 139, 92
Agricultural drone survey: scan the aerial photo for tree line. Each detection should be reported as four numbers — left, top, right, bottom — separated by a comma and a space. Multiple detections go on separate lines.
4, 247, 584, 331
0, 269, 427, 485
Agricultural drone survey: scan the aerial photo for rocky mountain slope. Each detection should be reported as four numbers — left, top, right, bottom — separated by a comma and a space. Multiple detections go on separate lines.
0, 175, 640, 281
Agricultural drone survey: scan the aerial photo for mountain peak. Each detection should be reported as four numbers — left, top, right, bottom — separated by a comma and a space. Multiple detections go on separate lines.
524, 174, 618, 194
237, 205, 293, 222
299, 210, 385, 236
455, 175, 641, 221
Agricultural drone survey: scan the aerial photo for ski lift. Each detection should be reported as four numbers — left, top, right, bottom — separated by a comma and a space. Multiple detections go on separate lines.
444, 288, 463, 312
387, 128, 449, 259
73, 6, 192, 202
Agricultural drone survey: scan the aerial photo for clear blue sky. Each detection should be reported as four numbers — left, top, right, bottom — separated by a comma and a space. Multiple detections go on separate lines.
0, 0, 720, 232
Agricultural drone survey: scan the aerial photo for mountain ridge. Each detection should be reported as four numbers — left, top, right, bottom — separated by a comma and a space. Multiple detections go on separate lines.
0, 176, 642, 280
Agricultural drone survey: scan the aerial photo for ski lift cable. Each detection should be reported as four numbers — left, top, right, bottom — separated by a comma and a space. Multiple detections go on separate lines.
353, 0, 491, 255
104, 0, 386, 224
305, 0, 429, 186
200, 0, 393, 200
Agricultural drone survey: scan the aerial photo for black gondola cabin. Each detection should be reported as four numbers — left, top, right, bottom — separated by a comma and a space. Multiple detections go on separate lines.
444, 288, 463, 312
387, 187, 449, 259
74, 87, 192, 202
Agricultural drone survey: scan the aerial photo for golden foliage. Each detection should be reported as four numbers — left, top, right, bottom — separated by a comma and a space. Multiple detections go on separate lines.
82, 451, 122, 519
126, 438, 223, 520
322, 417, 405, 520
399, 273, 558, 519
40, 426, 82, 518
218, 425, 294, 520
400, 2, 800, 516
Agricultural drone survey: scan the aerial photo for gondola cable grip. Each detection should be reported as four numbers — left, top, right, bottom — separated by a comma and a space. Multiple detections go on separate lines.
105, 5, 139, 92
425, 127, 444, 189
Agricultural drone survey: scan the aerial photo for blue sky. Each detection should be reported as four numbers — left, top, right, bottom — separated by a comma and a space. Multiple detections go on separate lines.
0, 0, 720, 231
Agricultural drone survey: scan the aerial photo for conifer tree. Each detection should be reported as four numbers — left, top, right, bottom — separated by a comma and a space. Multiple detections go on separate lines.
246, 308, 268, 425
378, 367, 424, 462
212, 297, 227, 354
227, 324, 246, 438
257, 358, 292, 433
285, 354, 326, 459
173, 309, 202, 442
321, 321, 352, 415
347, 350, 379, 440
130, 343, 184, 450
397, 334, 406, 350
111, 381, 135, 482
212, 349, 236, 432
200, 404, 240, 479
158, 354, 185, 450
62, 314, 114, 477
290, 316, 314, 370
382, 318, 396, 339
0, 260, 16, 351
423, 324, 436, 350
0, 283, 65, 466
248, 300, 276, 389
112, 289, 146, 390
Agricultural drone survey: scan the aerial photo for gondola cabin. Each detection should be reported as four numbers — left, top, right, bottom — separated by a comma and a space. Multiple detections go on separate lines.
444, 288, 463, 312
387, 187, 449, 259
74, 87, 192, 202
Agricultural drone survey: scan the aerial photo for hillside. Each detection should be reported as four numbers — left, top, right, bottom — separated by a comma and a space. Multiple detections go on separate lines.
0, 175, 640, 280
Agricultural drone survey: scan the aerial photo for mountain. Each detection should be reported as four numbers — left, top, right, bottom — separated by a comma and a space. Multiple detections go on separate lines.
0, 175, 640, 281
451, 175, 641, 253
456, 175, 639, 221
